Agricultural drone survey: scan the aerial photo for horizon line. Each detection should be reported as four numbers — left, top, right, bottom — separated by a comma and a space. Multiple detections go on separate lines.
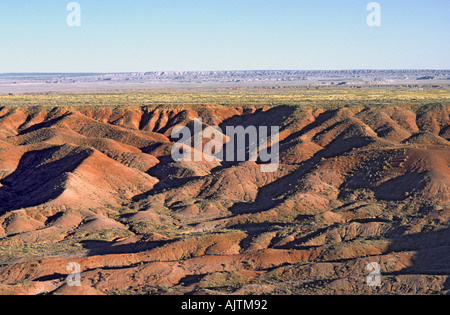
1, 69, 450, 75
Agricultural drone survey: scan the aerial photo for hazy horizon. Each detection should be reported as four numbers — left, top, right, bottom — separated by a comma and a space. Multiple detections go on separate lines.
1, 69, 450, 75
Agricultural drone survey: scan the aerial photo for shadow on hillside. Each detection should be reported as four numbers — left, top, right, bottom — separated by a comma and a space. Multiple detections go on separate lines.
389, 226, 450, 275
386, 225, 450, 294
80, 238, 174, 256
17, 112, 71, 135
216, 106, 296, 167
219, 105, 296, 130
226, 132, 374, 217
280, 109, 339, 149
0, 146, 89, 213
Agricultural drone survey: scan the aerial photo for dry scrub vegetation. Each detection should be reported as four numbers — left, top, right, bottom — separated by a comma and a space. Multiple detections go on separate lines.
1, 89, 449, 108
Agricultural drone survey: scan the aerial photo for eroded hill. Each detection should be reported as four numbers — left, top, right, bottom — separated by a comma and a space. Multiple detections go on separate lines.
0, 101, 448, 295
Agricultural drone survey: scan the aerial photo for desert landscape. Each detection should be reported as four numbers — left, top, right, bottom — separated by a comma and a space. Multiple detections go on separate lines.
0, 79, 448, 295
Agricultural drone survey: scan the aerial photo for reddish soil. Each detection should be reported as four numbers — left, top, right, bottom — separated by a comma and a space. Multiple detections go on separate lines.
0, 104, 448, 295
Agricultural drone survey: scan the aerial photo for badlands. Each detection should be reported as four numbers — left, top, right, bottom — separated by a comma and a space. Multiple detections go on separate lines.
0, 89, 448, 295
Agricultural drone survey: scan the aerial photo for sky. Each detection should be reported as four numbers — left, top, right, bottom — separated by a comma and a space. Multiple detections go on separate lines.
0, 0, 449, 72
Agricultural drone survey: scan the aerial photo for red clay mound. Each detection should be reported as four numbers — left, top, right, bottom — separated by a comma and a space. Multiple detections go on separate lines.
0, 144, 158, 212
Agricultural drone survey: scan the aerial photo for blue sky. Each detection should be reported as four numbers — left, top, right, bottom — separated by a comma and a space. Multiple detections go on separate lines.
0, 0, 449, 72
